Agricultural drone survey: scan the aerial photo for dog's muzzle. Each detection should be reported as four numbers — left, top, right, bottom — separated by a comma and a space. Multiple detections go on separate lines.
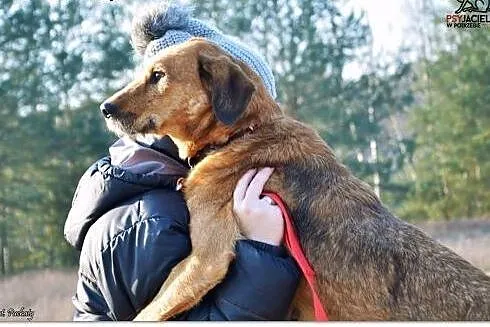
100, 102, 141, 136
100, 102, 120, 119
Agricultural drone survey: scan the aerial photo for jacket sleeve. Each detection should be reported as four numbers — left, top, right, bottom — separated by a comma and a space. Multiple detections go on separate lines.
72, 210, 192, 321
180, 239, 301, 321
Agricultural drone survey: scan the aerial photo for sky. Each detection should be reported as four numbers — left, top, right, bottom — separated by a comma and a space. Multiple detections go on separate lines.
355, 0, 409, 56
341, 0, 450, 78
340, 0, 412, 79
353, 0, 449, 56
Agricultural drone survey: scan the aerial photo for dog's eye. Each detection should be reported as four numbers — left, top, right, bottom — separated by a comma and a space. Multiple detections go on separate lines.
150, 71, 165, 84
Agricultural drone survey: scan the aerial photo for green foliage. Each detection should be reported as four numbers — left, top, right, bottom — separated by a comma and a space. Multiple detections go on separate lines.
0, 0, 131, 274
401, 29, 490, 220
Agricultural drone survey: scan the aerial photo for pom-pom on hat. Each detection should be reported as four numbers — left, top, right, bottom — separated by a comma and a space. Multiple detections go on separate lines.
131, 2, 277, 98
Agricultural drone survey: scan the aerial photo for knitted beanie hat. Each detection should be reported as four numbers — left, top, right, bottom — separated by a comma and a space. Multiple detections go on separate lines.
131, 2, 277, 98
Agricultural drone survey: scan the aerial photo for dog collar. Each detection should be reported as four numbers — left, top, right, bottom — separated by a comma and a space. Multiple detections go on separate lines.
187, 125, 255, 168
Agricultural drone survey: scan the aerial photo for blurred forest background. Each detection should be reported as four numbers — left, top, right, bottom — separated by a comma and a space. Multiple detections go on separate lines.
0, 0, 488, 309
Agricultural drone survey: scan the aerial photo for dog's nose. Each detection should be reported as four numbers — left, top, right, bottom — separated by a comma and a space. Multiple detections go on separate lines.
100, 102, 120, 119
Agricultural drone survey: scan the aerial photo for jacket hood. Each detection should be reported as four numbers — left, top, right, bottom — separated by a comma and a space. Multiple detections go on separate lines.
64, 136, 188, 250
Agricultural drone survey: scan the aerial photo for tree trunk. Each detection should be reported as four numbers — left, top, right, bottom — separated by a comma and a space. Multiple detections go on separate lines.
0, 222, 6, 276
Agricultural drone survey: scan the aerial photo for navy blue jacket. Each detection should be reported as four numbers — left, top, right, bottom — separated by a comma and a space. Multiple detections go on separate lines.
64, 138, 299, 321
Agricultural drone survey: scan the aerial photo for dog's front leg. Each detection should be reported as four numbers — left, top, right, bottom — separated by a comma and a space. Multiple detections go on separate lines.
134, 205, 239, 321
134, 251, 235, 321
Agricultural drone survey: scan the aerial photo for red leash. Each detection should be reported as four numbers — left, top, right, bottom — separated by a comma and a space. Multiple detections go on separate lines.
262, 192, 328, 321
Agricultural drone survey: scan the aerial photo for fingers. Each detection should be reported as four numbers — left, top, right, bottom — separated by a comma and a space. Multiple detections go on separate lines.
233, 169, 257, 204
261, 195, 277, 206
244, 167, 274, 202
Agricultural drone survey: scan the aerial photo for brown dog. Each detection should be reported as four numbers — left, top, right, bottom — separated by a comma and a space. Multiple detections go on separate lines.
101, 38, 490, 321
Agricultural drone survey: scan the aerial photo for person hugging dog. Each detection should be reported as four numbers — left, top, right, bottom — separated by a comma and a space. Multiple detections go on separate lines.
64, 2, 299, 321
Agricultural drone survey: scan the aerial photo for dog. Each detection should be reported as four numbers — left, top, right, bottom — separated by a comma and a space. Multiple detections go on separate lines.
100, 38, 490, 321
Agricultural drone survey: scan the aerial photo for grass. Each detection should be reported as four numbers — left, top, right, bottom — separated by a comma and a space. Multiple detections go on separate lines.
0, 218, 488, 321
415, 218, 490, 272
0, 268, 77, 321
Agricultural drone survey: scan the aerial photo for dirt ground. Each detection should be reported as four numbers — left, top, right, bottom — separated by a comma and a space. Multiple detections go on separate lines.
0, 218, 488, 321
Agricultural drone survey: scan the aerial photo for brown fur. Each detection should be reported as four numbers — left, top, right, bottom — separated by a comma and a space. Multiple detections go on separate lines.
102, 38, 490, 321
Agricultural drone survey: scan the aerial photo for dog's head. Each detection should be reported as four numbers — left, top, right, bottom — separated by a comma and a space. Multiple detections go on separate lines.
101, 39, 274, 159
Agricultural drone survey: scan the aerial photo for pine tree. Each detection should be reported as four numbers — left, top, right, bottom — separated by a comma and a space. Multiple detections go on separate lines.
402, 29, 490, 220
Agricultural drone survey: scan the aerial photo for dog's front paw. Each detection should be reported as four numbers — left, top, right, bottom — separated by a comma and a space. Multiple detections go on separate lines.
134, 304, 166, 321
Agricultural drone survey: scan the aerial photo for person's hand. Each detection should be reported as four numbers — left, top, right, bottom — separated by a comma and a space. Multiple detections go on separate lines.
233, 167, 284, 246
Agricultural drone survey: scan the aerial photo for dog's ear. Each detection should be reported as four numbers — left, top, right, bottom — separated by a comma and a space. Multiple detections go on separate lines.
198, 53, 255, 125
